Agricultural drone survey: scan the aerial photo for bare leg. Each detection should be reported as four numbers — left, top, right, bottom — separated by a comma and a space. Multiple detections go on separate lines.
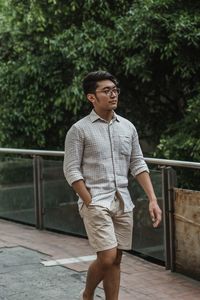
83, 247, 122, 300
103, 249, 122, 300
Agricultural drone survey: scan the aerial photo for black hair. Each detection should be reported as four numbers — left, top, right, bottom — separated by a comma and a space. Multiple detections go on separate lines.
82, 70, 118, 95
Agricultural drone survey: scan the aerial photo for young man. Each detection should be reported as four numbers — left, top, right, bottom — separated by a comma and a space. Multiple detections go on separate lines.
63, 71, 162, 300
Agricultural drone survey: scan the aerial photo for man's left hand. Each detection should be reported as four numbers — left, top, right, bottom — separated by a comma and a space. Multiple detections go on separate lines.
149, 200, 162, 228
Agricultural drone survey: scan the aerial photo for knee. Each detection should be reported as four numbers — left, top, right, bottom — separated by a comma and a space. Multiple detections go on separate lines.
97, 249, 122, 270
98, 255, 116, 270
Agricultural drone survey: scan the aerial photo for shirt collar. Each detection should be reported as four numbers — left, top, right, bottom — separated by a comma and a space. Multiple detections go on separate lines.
89, 109, 120, 123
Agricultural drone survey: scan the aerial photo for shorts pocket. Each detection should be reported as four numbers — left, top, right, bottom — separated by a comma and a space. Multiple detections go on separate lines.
79, 203, 86, 218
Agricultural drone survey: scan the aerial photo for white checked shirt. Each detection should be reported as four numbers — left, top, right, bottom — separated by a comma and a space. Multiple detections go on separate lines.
63, 109, 149, 212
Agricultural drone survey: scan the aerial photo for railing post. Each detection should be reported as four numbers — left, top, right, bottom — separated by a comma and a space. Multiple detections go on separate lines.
167, 167, 177, 272
33, 155, 44, 230
162, 166, 177, 270
162, 166, 170, 270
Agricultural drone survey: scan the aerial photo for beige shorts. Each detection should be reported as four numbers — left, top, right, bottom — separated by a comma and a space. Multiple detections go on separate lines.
80, 197, 133, 252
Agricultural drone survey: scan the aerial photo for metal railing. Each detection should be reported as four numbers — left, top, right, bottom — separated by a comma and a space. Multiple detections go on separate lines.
0, 147, 199, 271
0, 148, 200, 169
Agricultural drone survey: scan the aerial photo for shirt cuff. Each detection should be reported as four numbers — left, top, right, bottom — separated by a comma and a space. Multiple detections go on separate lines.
65, 174, 84, 186
131, 166, 149, 178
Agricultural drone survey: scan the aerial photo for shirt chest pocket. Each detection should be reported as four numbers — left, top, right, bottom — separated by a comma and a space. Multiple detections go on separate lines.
118, 135, 132, 156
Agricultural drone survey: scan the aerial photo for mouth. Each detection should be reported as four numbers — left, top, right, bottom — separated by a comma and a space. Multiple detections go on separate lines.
109, 100, 118, 104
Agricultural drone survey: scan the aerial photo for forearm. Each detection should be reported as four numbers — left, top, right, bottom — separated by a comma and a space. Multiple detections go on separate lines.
72, 179, 92, 206
135, 171, 162, 227
135, 171, 157, 202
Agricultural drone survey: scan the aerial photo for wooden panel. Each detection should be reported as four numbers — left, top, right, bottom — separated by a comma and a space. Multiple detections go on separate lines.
174, 188, 200, 280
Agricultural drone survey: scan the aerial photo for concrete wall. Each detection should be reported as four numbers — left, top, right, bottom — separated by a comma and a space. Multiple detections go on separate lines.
174, 188, 200, 280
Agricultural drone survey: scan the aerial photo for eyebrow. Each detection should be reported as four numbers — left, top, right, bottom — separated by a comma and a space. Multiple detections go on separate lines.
101, 85, 116, 90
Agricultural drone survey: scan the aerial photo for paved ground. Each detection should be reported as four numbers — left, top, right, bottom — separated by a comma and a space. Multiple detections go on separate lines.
0, 219, 199, 300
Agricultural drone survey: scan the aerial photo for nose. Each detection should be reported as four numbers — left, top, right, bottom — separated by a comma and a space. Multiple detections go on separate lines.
110, 90, 118, 98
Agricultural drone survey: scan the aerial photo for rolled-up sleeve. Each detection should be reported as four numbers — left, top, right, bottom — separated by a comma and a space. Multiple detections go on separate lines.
63, 125, 84, 186
129, 127, 149, 178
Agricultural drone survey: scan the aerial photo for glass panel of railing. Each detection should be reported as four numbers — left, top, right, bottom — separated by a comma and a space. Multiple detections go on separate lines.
42, 159, 86, 236
42, 159, 164, 261
129, 168, 164, 261
0, 156, 35, 225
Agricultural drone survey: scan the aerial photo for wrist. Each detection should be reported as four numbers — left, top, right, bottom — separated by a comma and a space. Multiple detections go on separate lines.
148, 196, 157, 203
85, 201, 92, 207
84, 198, 92, 207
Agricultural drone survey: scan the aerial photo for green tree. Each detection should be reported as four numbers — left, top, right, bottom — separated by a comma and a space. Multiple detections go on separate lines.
0, 0, 200, 159
156, 95, 200, 162
0, 0, 131, 149
155, 94, 200, 189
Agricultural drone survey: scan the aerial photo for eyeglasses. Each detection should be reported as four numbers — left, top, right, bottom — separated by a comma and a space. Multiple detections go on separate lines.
95, 87, 120, 97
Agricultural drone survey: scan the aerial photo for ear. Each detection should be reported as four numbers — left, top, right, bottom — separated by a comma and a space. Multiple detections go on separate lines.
87, 93, 96, 104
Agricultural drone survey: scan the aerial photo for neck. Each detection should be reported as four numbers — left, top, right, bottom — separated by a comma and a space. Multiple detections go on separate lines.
94, 109, 114, 122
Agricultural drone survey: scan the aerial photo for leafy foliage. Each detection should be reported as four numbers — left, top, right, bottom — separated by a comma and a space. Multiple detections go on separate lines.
156, 94, 200, 189
0, 0, 200, 161
156, 95, 200, 161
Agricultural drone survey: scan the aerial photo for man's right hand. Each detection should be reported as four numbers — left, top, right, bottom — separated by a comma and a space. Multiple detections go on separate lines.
85, 199, 92, 207
72, 180, 92, 207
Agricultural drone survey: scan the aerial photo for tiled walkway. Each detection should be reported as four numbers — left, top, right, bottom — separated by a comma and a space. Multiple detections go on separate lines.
0, 219, 199, 299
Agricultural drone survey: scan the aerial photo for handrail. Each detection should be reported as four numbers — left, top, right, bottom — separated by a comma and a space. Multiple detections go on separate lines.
0, 147, 200, 169
0, 148, 64, 157
144, 158, 200, 169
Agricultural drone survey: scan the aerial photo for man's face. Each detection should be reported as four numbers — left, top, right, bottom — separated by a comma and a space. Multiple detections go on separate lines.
87, 80, 119, 111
